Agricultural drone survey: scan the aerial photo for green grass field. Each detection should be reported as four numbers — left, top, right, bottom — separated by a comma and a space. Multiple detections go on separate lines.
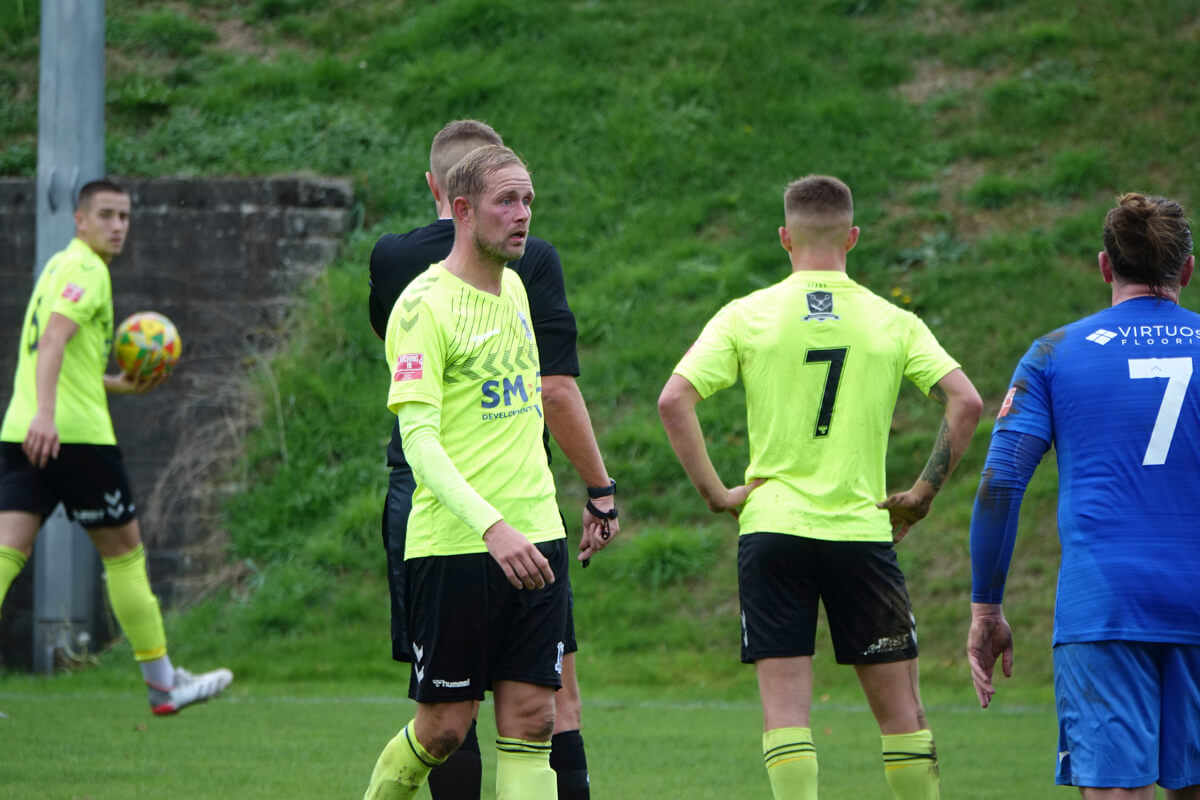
2, 668, 1069, 800
2, 1, 1199, 796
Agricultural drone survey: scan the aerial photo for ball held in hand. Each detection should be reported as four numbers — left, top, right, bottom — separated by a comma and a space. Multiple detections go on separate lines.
114, 311, 182, 378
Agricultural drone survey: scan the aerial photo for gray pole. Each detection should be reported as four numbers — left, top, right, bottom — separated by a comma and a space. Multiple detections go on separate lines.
31, 0, 107, 674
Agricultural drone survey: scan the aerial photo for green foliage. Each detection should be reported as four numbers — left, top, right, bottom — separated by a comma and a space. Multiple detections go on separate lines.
1044, 145, 1109, 199
0, 139, 32, 173
966, 173, 1032, 209
606, 525, 724, 588
245, 0, 328, 22
108, 72, 177, 123
223, 257, 392, 569
108, 9, 217, 58
982, 60, 1098, 137
0, 0, 38, 56
963, 0, 1022, 9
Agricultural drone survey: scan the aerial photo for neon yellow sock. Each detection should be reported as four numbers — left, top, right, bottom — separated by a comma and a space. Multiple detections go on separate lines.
882, 729, 939, 800
364, 722, 444, 800
496, 737, 555, 800
0, 545, 28, 619
101, 544, 167, 662
763, 726, 818, 800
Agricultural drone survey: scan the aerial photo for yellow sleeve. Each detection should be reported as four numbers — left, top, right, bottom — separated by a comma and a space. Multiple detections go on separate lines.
385, 294, 445, 413
396, 401, 503, 537
672, 302, 740, 399
50, 256, 109, 327
903, 313, 961, 396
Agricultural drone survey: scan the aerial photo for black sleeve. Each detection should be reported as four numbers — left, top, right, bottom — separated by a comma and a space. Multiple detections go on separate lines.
368, 234, 420, 338
519, 239, 580, 377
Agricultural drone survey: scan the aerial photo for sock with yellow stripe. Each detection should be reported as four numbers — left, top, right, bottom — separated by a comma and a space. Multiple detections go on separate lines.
0, 545, 28, 618
763, 726, 818, 800
496, 737, 555, 800
364, 721, 445, 800
102, 545, 168, 663
882, 729, 939, 800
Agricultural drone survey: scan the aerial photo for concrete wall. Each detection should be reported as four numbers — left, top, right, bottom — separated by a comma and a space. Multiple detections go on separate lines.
0, 176, 354, 669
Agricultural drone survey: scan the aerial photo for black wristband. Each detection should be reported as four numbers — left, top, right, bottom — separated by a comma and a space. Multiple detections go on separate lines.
585, 500, 619, 521
586, 479, 616, 499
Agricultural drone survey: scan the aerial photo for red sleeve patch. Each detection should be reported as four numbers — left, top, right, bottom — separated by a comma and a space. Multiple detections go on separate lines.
393, 353, 424, 382
997, 386, 1017, 419
61, 283, 85, 302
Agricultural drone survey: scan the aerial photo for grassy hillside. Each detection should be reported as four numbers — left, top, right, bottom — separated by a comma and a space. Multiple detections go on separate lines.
3, 0, 1199, 695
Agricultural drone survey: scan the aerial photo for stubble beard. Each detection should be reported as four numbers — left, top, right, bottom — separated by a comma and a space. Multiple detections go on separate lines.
474, 230, 525, 266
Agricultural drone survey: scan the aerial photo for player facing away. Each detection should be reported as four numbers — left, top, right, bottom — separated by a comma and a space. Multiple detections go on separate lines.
0, 180, 232, 713
364, 146, 609, 800
968, 193, 1200, 799
659, 175, 982, 800
368, 119, 616, 800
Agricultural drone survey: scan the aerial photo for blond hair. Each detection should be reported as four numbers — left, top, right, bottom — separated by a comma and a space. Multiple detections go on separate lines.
445, 145, 527, 208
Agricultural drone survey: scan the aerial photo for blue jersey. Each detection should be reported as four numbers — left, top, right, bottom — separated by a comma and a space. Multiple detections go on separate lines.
997, 297, 1200, 645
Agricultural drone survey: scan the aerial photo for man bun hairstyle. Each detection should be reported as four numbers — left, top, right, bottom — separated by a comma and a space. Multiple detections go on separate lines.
430, 120, 504, 187
1103, 193, 1194, 297
76, 178, 127, 211
445, 144, 527, 209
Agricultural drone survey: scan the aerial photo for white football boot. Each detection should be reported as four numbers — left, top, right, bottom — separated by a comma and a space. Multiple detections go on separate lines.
148, 667, 234, 715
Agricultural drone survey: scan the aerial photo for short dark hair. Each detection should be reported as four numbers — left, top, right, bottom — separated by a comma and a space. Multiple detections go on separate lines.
445, 145, 527, 209
430, 120, 504, 187
1103, 192, 1194, 297
76, 179, 127, 211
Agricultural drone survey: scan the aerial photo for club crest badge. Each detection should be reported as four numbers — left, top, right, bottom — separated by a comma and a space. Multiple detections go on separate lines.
803, 291, 839, 321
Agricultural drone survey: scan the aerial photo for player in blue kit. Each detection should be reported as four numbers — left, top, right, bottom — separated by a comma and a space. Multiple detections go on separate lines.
967, 193, 1200, 799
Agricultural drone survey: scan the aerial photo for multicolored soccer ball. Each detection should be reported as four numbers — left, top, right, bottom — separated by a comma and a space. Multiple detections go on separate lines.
114, 311, 182, 378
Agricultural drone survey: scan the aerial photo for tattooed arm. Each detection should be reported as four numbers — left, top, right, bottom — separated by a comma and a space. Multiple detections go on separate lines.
877, 368, 983, 541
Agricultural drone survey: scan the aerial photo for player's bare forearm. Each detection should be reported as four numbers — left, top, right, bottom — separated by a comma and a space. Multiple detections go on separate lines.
541, 374, 610, 487
658, 374, 757, 515
33, 336, 65, 418
660, 378, 717, 497
920, 370, 982, 492
879, 369, 982, 539
34, 313, 79, 415
542, 374, 621, 556
25, 316, 76, 467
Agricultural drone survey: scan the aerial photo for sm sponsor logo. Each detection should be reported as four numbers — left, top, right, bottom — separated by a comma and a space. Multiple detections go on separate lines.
481, 373, 538, 409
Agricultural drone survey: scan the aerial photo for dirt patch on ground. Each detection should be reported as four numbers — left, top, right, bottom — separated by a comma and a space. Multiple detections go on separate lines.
904, 0, 977, 38
211, 17, 273, 59
898, 59, 982, 106
1180, 12, 1200, 41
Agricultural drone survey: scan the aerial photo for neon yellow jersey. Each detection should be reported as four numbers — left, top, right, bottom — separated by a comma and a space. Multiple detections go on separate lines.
385, 263, 562, 558
2, 239, 116, 445
674, 270, 959, 542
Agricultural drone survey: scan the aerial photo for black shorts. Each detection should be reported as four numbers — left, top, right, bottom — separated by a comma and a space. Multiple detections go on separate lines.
0, 442, 137, 529
738, 532, 918, 665
405, 538, 570, 703
383, 466, 577, 663
383, 466, 416, 661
